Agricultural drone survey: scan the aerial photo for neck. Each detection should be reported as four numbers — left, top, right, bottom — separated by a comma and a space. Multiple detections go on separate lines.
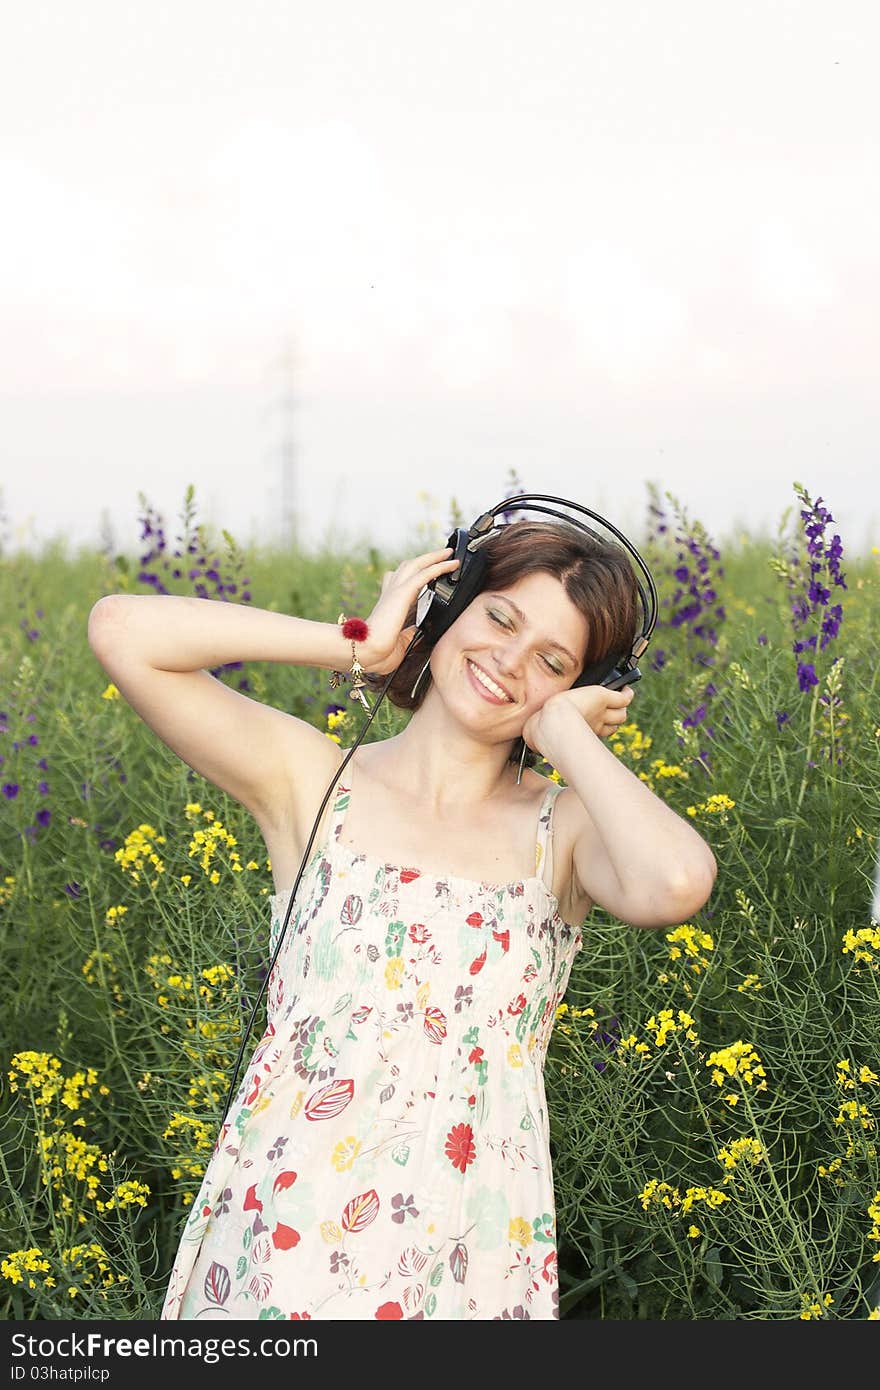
369, 701, 520, 815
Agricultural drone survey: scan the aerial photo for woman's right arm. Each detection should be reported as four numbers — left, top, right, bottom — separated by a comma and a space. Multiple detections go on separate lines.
86, 593, 360, 831
86, 548, 459, 832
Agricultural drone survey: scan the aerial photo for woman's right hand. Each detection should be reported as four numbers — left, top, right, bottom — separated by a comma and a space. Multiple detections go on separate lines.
361, 547, 460, 677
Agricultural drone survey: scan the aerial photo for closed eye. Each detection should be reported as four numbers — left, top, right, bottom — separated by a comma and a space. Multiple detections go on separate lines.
486, 609, 564, 675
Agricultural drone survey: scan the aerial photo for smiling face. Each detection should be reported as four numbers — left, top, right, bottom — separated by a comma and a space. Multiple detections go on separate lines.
428, 570, 590, 737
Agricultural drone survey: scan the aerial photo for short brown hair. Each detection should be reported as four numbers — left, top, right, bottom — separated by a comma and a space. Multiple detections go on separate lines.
363, 519, 641, 773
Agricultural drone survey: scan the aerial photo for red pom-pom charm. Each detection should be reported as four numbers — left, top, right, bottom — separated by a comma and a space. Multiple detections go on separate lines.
341, 617, 369, 642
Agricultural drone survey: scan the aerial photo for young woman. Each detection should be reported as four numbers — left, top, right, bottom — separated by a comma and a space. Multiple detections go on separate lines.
88, 518, 716, 1321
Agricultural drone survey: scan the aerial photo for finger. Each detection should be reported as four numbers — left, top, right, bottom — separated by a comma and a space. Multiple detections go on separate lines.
415, 556, 460, 579
402, 546, 457, 569
382, 556, 459, 593
394, 550, 460, 580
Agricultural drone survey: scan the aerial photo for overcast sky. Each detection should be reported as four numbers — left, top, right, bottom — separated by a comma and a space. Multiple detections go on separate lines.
1, 1, 877, 560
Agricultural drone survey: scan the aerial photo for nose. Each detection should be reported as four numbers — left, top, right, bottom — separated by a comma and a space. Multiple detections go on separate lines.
492, 631, 527, 678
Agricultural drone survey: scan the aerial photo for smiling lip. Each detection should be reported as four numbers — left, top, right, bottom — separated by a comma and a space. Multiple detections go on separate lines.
466, 659, 514, 704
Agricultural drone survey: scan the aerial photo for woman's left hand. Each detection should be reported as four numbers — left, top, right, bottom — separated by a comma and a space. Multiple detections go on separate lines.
521, 684, 635, 763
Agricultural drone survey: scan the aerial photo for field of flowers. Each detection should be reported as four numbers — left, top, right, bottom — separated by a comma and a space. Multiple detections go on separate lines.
1, 477, 878, 1320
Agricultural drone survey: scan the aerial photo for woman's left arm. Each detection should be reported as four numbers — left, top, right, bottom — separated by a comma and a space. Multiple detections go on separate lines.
526, 689, 718, 930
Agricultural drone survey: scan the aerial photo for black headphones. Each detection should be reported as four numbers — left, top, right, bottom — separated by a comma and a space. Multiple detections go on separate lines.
414, 492, 657, 688
219, 492, 658, 1122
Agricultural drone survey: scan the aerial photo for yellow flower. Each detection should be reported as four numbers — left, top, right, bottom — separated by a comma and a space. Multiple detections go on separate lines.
113, 1180, 150, 1209
717, 1137, 765, 1171
686, 794, 735, 825
384, 958, 404, 990
101, 683, 120, 700
652, 760, 689, 780
841, 926, 880, 970
687, 1225, 701, 1239
800, 1293, 834, 1320
610, 722, 653, 762
646, 1009, 678, 1047
706, 1041, 767, 1091
508, 1217, 533, 1246
681, 1186, 729, 1213
834, 1100, 874, 1131
736, 973, 763, 993
331, 1137, 361, 1172
639, 1179, 681, 1211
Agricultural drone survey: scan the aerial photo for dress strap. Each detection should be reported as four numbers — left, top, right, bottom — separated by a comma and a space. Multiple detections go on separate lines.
534, 780, 563, 889
321, 765, 353, 849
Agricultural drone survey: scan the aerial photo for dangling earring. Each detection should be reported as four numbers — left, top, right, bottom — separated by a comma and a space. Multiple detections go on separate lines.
515, 737, 527, 786
411, 657, 432, 700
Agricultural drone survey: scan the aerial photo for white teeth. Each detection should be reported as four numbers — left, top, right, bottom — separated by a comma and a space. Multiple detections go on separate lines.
468, 660, 511, 701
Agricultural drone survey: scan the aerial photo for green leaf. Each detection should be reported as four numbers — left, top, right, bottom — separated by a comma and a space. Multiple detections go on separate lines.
705, 1247, 724, 1287
614, 1267, 639, 1301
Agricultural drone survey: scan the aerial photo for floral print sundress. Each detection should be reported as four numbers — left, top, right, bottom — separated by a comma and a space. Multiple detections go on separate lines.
160, 771, 584, 1321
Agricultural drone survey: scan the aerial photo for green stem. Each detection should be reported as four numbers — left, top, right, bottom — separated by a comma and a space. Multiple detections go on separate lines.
740, 1090, 822, 1293
781, 683, 821, 874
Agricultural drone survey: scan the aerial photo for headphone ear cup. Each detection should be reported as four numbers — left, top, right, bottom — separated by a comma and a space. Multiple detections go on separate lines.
572, 653, 628, 689
416, 529, 490, 645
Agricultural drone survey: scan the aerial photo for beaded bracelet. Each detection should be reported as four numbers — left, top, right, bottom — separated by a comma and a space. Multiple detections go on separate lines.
329, 614, 372, 712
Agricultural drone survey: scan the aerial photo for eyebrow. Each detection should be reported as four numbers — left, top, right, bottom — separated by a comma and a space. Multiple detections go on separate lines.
486, 594, 579, 665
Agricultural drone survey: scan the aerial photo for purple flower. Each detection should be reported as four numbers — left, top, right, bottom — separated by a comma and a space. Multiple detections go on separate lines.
808, 580, 830, 605
776, 485, 849, 764
797, 662, 819, 692
64, 882, 82, 898
682, 704, 707, 729
390, 1192, 419, 1224
2, 783, 18, 799
36, 809, 51, 827
776, 711, 790, 728
645, 489, 724, 767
